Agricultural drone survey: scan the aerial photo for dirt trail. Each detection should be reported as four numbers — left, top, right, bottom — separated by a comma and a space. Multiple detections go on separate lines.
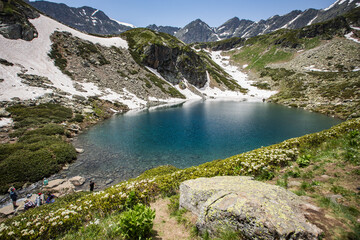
150, 198, 193, 240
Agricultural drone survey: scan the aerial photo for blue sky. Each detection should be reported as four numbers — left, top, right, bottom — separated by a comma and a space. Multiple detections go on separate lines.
31, 0, 337, 27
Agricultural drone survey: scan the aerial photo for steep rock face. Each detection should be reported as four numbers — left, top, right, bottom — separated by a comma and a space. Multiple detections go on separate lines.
175, 19, 218, 44
142, 44, 207, 87
30, 0, 132, 35
122, 29, 208, 88
313, 0, 360, 24
146, 24, 180, 36
216, 17, 253, 39
0, 0, 39, 41
180, 176, 323, 239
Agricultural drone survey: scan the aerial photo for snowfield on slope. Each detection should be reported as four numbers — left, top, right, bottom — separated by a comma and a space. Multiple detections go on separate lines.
0, 14, 149, 109
208, 51, 277, 101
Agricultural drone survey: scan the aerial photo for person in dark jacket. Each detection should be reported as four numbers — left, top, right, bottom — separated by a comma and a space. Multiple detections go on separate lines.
9, 187, 18, 210
89, 180, 95, 192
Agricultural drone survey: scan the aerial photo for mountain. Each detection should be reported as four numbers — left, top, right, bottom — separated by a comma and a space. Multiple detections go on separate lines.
194, 6, 360, 119
146, 24, 180, 36
174, 19, 219, 43
29, 0, 134, 35
175, 0, 360, 43
1, 0, 254, 115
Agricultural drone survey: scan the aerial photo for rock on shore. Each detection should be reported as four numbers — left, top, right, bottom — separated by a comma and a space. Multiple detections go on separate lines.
180, 176, 322, 239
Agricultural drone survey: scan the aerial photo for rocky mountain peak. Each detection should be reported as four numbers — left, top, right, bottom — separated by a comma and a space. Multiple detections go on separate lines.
174, 0, 360, 43
29, 0, 134, 35
175, 18, 218, 43
146, 24, 180, 36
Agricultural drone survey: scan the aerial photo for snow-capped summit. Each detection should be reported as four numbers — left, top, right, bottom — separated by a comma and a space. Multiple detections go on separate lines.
174, 19, 219, 43
172, 0, 360, 43
29, 0, 134, 35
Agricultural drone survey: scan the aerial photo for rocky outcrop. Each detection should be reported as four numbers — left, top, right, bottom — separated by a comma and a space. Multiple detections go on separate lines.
49, 31, 184, 100
142, 44, 207, 87
122, 29, 210, 88
0, 0, 39, 41
180, 176, 322, 239
42, 176, 85, 197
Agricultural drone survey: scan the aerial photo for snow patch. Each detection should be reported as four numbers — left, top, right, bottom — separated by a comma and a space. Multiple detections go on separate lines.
345, 32, 360, 43
351, 25, 360, 31
0, 118, 12, 128
307, 15, 318, 26
281, 13, 302, 29
304, 65, 331, 72
324, 0, 341, 11
91, 9, 99, 16
0, 14, 128, 102
206, 51, 277, 101
217, 26, 226, 31
111, 18, 136, 28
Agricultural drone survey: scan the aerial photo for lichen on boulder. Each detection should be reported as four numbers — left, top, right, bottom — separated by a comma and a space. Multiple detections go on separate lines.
180, 176, 322, 239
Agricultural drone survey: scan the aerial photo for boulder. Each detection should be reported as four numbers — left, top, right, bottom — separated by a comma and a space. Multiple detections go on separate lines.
180, 176, 322, 239
75, 148, 84, 153
42, 179, 76, 197
45, 179, 66, 189
69, 176, 85, 186
0, 108, 11, 117
52, 181, 75, 196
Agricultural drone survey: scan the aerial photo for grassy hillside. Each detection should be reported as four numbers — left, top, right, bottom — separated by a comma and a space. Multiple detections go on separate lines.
1, 118, 359, 239
208, 7, 360, 120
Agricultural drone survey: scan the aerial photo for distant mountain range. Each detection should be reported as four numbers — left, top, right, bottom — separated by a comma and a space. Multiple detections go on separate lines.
174, 0, 360, 43
29, 0, 360, 43
29, 0, 135, 35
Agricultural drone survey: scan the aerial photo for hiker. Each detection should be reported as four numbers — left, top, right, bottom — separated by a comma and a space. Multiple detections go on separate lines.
9, 187, 18, 210
46, 193, 55, 204
35, 193, 43, 207
43, 178, 48, 187
24, 199, 35, 210
89, 180, 95, 192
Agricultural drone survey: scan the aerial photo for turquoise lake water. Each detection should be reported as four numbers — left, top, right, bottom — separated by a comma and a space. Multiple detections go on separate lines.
70, 101, 342, 185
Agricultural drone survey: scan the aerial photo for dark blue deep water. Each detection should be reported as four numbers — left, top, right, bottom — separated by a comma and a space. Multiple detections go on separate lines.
70, 101, 342, 186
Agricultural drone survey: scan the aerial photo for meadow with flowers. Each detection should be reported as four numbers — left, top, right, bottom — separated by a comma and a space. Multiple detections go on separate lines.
0, 118, 359, 239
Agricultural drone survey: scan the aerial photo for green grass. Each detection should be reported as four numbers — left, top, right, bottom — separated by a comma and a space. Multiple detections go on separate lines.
232, 45, 293, 71
272, 129, 360, 238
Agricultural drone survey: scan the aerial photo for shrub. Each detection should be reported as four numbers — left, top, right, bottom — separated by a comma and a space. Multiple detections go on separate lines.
72, 114, 84, 123
297, 154, 312, 167
116, 204, 155, 239
22, 124, 65, 137
7, 104, 72, 130
286, 169, 301, 178
49, 142, 77, 164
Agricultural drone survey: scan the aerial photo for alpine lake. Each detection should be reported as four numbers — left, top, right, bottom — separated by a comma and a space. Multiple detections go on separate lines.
68, 100, 343, 188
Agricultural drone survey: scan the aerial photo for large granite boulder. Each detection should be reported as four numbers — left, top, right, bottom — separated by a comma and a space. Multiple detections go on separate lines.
180, 176, 322, 239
